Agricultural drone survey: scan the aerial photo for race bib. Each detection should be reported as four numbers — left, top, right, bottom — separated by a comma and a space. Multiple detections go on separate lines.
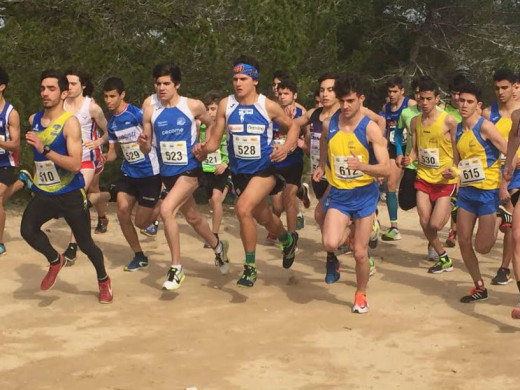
233, 135, 261, 159
389, 129, 396, 144
0, 135, 5, 154
35, 160, 60, 186
418, 148, 440, 169
203, 151, 222, 166
458, 158, 485, 185
121, 142, 145, 164
333, 155, 363, 180
310, 134, 321, 172
272, 136, 286, 146
160, 141, 188, 165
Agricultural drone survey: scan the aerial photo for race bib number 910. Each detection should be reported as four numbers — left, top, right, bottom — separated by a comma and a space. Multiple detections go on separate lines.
35, 160, 60, 186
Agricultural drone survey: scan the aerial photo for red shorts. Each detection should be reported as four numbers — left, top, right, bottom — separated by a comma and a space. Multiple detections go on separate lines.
414, 178, 456, 202
94, 160, 104, 175
81, 161, 96, 170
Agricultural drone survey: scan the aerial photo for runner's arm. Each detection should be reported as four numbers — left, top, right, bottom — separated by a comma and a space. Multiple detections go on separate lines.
353, 120, 390, 178
138, 105, 154, 154
0, 108, 20, 152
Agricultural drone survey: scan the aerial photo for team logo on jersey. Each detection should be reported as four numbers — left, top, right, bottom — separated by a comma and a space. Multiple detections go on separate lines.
238, 108, 253, 123
177, 117, 186, 126
51, 124, 61, 136
228, 124, 243, 132
247, 124, 265, 134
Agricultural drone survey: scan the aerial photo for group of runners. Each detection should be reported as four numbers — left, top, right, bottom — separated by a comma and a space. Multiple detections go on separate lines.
1, 56, 520, 317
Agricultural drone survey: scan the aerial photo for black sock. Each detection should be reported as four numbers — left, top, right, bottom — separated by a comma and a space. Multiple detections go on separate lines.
69, 243, 78, 251
326, 252, 336, 261
214, 233, 219, 241
135, 251, 146, 259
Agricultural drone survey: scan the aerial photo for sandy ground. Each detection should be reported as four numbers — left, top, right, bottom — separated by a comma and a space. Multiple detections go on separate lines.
1, 196, 520, 390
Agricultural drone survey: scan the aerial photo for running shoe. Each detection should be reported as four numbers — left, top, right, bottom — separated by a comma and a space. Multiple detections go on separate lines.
63, 243, 77, 266
298, 183, 311, 208
369, 219, 380, 249
0, 243, 6, 256
460, 286, 488, 303
369, 256, 376, 276
336, 243, 353, 255
40, 254, 66, 290
281, 232, 298, 269
98, 277, 113, 304
162, 266, 185, 291
94, 216, 109, 234
237, 264, 257, 287
160, 187, 169, 200
108, 184, 118, 202
325, 257, 340, 284
427, 245, 439, 262
203, 242, 212, 248
214, 240, 230, 275
18, 169, 34, 191
511, 305, 520, 319
498, 205, 513, 232
296, 213, 305, 230
266, 232, 278, 245
445, 228, 457, 248
352, 292, 369, 314
450, 195, 458, 221
141, 220, 159, 237
381, 227, 401, 241
491, 267, 512, 285
428, 256, 453, 274
124, 255, 149, 272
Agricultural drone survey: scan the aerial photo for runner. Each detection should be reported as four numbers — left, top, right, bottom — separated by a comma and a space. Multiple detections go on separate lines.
312, 73, 390, 313
102, 76, 162, 271
407, 76, 458, 274
194, 55, 299, 287
0, 66, 26, 255
381, 76, 416, 241
138, 62, 230, 291
442, 81, 507, 303
199, 90, 230, 247
482, 68, 519, 285
62, 69, 109, 265
20, 69, 112, 303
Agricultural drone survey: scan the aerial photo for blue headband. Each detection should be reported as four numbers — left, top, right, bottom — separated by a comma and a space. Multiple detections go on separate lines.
233, 63, 258, 81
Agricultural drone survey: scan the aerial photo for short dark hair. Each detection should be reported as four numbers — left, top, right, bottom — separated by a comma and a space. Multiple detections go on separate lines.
318, 72, 339, 84
493, 68, 516, 84
233, 55, 260, 73
273, 70, 289, 81
459, 80, 482, 102
65, 68, 90, 87
278, 78, 298, 94
410, 77, 419, 91
314, 87, 320, 98
418, 76, 439, 96
202, 90, 222, 107
40, 69, 69, 92
386, 75, 404, 89
153, 62, 182, 85
0, 66, 8, 86
103, 77, 125, 94
448, 72, 469, 92
334, 73, 364, 97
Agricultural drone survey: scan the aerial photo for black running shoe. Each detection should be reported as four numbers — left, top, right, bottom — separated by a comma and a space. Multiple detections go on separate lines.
63, 243, 78, 266
460, 287, 488, 303
491, 267, 512, 285
282, 232, 298, 269
236, 264, 257, 287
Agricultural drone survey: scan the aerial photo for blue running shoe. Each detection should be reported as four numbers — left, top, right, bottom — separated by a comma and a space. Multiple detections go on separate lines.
18, 169, 34, 191
296, 213, 304, 230
325, 257, 340, 284
0, 243, 6, 256
124, 255, 149, 271
141, 220, 158, 237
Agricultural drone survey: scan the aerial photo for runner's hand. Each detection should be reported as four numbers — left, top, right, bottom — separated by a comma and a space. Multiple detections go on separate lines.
441, 168, 456, 180
312, 166, 324, 182
270, 144, 289, 162
214, 163, 228, 175
192, 142, 208, 161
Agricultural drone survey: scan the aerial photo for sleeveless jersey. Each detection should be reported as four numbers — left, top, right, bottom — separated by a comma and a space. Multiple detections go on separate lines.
272, 106, 303, 169
325, 113, 376, 190
0, 101, 17, 167
384, 96, 409, 145
31, 111, 85, 195
200, 123, 228, 173
65, 97, 101, 163
444, 103, 462, 123
489, 102, 514, 164
152, 96, 199, 176
107, 103, 160, 178
225, 94, 273, 175
456, 117, 500, 190
416, 111, 457, 184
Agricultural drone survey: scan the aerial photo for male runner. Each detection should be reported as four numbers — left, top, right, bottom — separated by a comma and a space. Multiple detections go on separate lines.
199, 90, 230, 247
407, 76, 458, 274
381, 76, 416, 241
103, 76, 162, 271
20, 69, 112, 303
194, 55, 299, 287
482, 68, 519, 285
442, 81, 507, 303
313, 73, 390, 313
62, 69, 109, 265
138, 62, 229, 291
